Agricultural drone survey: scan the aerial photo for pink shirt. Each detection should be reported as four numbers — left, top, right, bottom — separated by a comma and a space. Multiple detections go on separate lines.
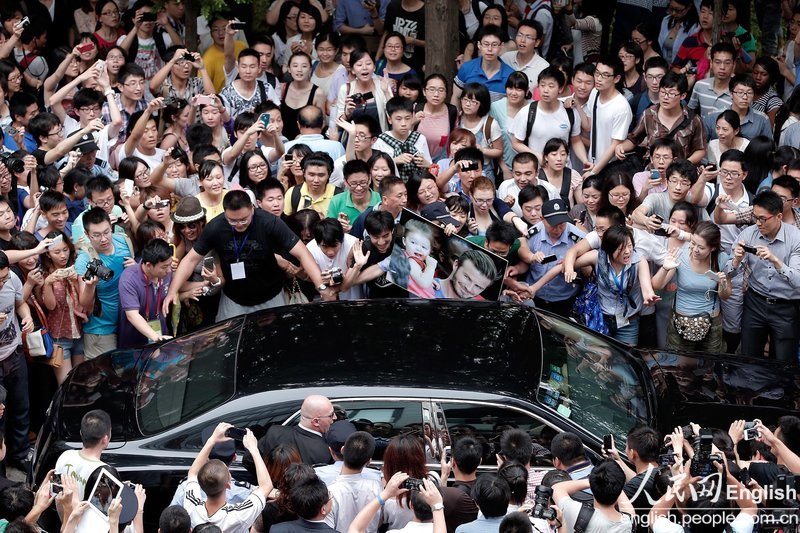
416, 109, 450, 161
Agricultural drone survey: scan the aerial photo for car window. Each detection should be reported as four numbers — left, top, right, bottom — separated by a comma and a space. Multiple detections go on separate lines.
137, 321, 242, 435
437, 401, 555, 467
535, 313, 650, 450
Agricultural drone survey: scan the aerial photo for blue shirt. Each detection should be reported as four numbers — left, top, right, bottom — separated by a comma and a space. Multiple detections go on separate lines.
333, 0, 388, 30
526, 222, 585, 301
673, 246, 729, 314
75, 234, 132, 335
4, 131, 37, 153
454, 58, 515, 102
456, 515, 505, 533
703, 108, 772, 141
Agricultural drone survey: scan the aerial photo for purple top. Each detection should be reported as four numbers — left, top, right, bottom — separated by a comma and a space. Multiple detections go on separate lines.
118, 263, 172, 350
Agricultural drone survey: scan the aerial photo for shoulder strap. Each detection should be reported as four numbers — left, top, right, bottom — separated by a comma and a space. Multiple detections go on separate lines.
573, 502, 595, 533
281, 81, 290, 101
559, 167, 571, 198
257, 80, 267, 104
524, 101, 539, 146
291, 185, 302, 212
447, 103, 458, 132
265, 72, 277, 91
483, 115, 494, 143
566, 106, 575, 134
590, 93, 599, 162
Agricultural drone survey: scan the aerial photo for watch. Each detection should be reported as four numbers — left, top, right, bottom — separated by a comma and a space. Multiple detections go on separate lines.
317, 284, 328, 292
432, 503, 444, 511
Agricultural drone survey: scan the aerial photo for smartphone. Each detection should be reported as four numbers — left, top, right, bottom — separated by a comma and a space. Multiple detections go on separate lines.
702, 270, 719, 282
705, 163, 717, 172
444, 446, 452, 462
603, 434, 614, 452
284, 154, 293, 162
541, 254, 558, 264
203, 257, 215, 272
658, 453, 676, 466
741, 244, 758, 254
653, 227, 669, 237
140, 11, 157, 22
338, 212, 350, 222
77, 42, 94, 54
230, 21, 247, 30
196, 94, 216, 106
463, 161, 480, 172
650, 169, 660, 181
154, 200, 170, 209
50, 473, 63, 497
121, 179, 135, 197
47, 234, 63, 249
652, 215, 664, 224
259, 113, 270, 128
225, 427, 247, 440
738, 467, 751, 485
744, 427, 760, 441
737, 31, 752, 43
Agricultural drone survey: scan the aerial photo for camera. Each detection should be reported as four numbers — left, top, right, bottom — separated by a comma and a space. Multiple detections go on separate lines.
690, 429, 722, 477
19, 17, 30, 29
84, 259, 114, 281
140, 11, 157, 22
403, 478, 423, 490
325, 267, 343, 285
0, 152, 25, 174
350, 91, 373, 105
530, 485, 557, 520
462, 161, 480, 172
777, 473, 799, 498
224, 427, 247, 440
182, 52, 194, 62
171, 146, 186, 161
658, 453, 676, 467
744, 421, 760, 441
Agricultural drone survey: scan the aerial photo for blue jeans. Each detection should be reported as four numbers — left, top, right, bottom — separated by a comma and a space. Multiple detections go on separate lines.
603, 314, 640, 345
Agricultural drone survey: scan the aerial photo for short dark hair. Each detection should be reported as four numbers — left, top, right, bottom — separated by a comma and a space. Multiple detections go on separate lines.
598, 55, 624, 79
600, 224, 635, 259
471, 474, 510, 518
500, 429, 534, 465
85, 176, 113, 200
83, 206, 111, 232
80, 409, 111, 447
410, 490, 432, 521
626, 426, 660, 462
519, 185, 548, 205
710, 41, 736, 60
223, 190, 253, 212
573, 62, 596, 78
773, 175, 800, 199
118, 63, 146, 85
343, 159, 370, 181
550, 431, 586, 465
485, 222, 518, 246
500, 512, 534, 533
476, 23, 505, 44
643, 55, 669, 73
255, 178, 285, 201
0, 486, 33, 522
461, 83, 491, 116
0, 250, 7, 270
28, 112, 61, 146
719, 148, 747, 171
353, 114, 381, 138
72, 88, 103, 109
385, 96, 414, 117
158, 505, 191, 533
660, 71, 688, 94
39, 190, 67, 213
517, 19, 544, 40
290, 476, 329, 519
650, 138, 680, 157
498, 462, 528, 505
9, 92, 36, 122
540, 468, 572, 488
191, 144, 220, 166
753, 190, 784, 215
453, 147, 484, 167
141, 238, 172, 265
538, 66, 566, 87
237, 47, 261, 63
589, 460, 626, 505
302, 151, 334, 174
666, 159, 699, 185
452, 435, 482, 475
596, 205, 626, 226
378, 175, 405, 198
364, 210, 395, 236
313, 218, 345, 247
187, 124, 214, 151
778, 416, 800, 453
729, 74, 755, 92
343, 431, 375, 470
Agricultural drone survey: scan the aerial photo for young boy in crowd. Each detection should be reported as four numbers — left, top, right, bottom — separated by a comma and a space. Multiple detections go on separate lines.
372, 97, 431, 182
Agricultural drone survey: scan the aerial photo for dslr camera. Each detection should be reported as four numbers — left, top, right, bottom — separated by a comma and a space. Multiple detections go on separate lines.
0, 152, 25, 174
84, 259, 114, 281
350, 92, 373, 105
690, 429, 722, 477
530, 485, 557, 520
324, 267, 343, 285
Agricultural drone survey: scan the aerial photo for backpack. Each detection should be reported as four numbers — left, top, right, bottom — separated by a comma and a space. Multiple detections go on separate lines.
290, 185, 344, 213
706, 184, 754, 216
522, 101, 575, 147
413, 102, 459, 133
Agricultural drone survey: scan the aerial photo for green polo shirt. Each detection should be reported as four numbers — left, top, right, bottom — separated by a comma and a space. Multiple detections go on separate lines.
326, 190, 381, 223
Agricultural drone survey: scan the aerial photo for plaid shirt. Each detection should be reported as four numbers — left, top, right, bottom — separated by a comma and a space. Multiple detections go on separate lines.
101, 93, 147, 145
627, 104, 706, 160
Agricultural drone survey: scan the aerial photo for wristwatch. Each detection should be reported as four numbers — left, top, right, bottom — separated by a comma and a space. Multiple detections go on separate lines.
317, 283, 328, 292
432, 503, 444, 511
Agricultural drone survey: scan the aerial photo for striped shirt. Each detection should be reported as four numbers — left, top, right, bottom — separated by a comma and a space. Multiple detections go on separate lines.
183, 479, 265, 532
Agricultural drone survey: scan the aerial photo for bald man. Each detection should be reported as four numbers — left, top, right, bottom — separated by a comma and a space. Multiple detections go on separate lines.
283, 105, 346, 161
243, 394, 337, 477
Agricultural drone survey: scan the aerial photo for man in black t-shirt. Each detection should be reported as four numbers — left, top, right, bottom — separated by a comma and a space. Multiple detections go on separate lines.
383, 0, 426, 73
164, 190, 335, 321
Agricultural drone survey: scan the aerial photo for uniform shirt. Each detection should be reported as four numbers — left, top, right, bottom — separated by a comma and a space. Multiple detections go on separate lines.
75, 234, 132, 335
183, 479, 265, 532
526, 221, 585, 301
725, 222, 800, 300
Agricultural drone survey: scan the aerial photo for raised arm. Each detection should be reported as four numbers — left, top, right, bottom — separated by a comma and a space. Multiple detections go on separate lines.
125, 98, 163, 157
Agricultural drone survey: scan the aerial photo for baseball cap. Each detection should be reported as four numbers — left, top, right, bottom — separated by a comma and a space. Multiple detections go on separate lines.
421, 202, 461, 227
325, 420, 357, 452
542, 199, 570, 226
201, 425, 236, 463
69, 130, 99, 153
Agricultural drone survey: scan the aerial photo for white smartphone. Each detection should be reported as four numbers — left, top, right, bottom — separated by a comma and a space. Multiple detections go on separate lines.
47, 234, 63, 249
121, 179, 134, 197
704, 270, 720, 282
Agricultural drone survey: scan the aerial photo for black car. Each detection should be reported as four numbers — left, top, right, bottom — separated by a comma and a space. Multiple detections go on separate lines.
31, 299, 800, 527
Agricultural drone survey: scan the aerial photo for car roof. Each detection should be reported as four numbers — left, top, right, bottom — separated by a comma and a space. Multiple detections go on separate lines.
235, 299, 543, 401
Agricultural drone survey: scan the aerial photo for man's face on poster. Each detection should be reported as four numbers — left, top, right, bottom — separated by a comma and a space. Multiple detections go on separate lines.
451, 259, 493, 299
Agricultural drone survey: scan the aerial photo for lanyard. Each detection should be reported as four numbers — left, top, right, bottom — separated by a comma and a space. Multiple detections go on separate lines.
232, 231, 250, 262
609, 263, 626, 294
142, 267, 162, 320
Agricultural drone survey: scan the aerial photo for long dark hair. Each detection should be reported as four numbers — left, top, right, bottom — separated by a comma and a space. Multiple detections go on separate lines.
40, 230, 77, 275
692, 221, 722, 272
667, 0, 699, 32
743, 136, 775, 193
238, 150, 272, 192
275, 2, 300, 43
601, 171, 639, 215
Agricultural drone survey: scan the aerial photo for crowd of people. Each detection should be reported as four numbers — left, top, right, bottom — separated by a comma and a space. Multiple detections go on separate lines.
0, 0, 797, 530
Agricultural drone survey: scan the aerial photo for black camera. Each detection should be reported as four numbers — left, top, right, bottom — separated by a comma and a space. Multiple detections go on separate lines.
182, 52, 194, 62
0, 152, 25, 174
403, 478, 423, 490
84, 258, 114, 281
140, 12, 157, 22
171, 146, 187, 161
530, 485, 557, 520
462, 161, 480, 172
690, 429, 722, 477
350, 92, 373, 105
325, 267, 343, 285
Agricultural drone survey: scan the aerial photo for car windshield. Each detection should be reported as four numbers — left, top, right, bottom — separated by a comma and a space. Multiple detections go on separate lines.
137, 320, 242, 435
536, 313, 650, 449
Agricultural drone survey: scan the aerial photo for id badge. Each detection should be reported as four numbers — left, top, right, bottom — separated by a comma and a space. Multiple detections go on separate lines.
615, 311, 629, 329
231, 261, 246, 280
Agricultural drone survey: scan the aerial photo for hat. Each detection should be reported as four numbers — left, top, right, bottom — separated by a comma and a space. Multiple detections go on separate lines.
421, 202, 461, 227
542, 199, 570, 226
325, 420, 357, 452
171, 196, 206, 223
68, 130, 99, 153
201, 425, 236, 462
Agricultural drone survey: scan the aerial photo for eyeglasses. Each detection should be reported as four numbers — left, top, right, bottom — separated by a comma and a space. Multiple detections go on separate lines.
718, 169, 742, 178
349, 181, 369, 189
594, 70, 615, 79
385, 44, 403, 50
732, 90, 754, 98
645, 74, 664, 82
93, 197, 115, 207
353, 133, 374, 141
248, 163, 268, 172
668, 178, 691, 187
667, 4, 689, 14
225, 215, 251, 226
7, 74, 21, 83
659, 90, 681, 98
89, 229, 112, 240
425, 87, 447, 94
123, 80, 146, 88
480, 41, 503, 49
516, 33, 538, 42
652, 154, 673, 162
48, 127, 64, 137
618, 53, 635, 60
473, 198, 494, 205
609, 192, 630, 200
754, 214, 775, 224
135, 168, 151, 180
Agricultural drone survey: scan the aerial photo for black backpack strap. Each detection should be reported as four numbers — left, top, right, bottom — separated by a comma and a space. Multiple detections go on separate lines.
524, 101, 539, 146
559, 167, 571, 200
590, 94, 599, 162
566, 106, 575, 135
257, 80, 267, 105
573, 502, 595, 533
447, 103, 458, 132
291, 185, 302, 212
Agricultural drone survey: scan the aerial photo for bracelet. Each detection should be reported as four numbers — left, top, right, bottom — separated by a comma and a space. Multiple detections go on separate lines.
377, 494, 386, 506
104, 89, 114, 97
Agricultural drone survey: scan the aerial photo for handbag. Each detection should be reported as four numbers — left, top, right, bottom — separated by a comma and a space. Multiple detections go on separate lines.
672, 311, 712, 342
22, 296, 57, 363
284, 278, 309, 305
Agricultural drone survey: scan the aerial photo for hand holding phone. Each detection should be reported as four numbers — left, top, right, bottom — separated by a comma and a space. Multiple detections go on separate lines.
704, 270, 721, 282
603, 434, 614, 452
196, 94, 216, 106
740, 243, 758, 254
259, 113, 270, 128
47, 234, 63, 249
224, 427, 247, 440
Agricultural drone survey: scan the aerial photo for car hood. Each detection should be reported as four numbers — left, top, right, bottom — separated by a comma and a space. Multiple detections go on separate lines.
641, 347, 800, 430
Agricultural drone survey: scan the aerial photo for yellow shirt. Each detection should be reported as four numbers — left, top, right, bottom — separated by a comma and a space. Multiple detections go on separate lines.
197, 190, 228, 223
203, 42, 246, 93
284, 183, 337, 217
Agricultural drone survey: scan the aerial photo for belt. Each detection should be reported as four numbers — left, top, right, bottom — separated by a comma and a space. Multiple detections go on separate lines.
750, 290, 797, 306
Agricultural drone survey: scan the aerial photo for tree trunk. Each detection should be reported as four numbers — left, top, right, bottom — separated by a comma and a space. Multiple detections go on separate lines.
185, 1, 198, 52
712, 0, 723, 44
425, 0, 459, 85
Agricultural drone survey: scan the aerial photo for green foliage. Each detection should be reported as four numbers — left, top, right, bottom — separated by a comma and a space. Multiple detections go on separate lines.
152, 0, 251, 19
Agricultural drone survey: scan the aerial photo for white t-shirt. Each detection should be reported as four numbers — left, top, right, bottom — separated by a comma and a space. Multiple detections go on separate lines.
509, 101, 581, 155
497, 178, 559, 217
558, 497, 633, 533
182, 479, 265, 533
54, 449, 107, 503
122, 145, 166, 173
307, 234, 363, 300
586, 89, 632, 163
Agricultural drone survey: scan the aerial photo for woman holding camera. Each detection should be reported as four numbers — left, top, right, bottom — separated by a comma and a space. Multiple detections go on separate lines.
335, 49, 394, 134
40, 230, 86, 384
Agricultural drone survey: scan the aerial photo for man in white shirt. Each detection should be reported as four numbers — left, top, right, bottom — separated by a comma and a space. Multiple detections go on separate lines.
54, 410, 110, 501
500, 19, 549, 92
326, 431, 382, 533
122, 99, 166, 171
585, 57, 632, 177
